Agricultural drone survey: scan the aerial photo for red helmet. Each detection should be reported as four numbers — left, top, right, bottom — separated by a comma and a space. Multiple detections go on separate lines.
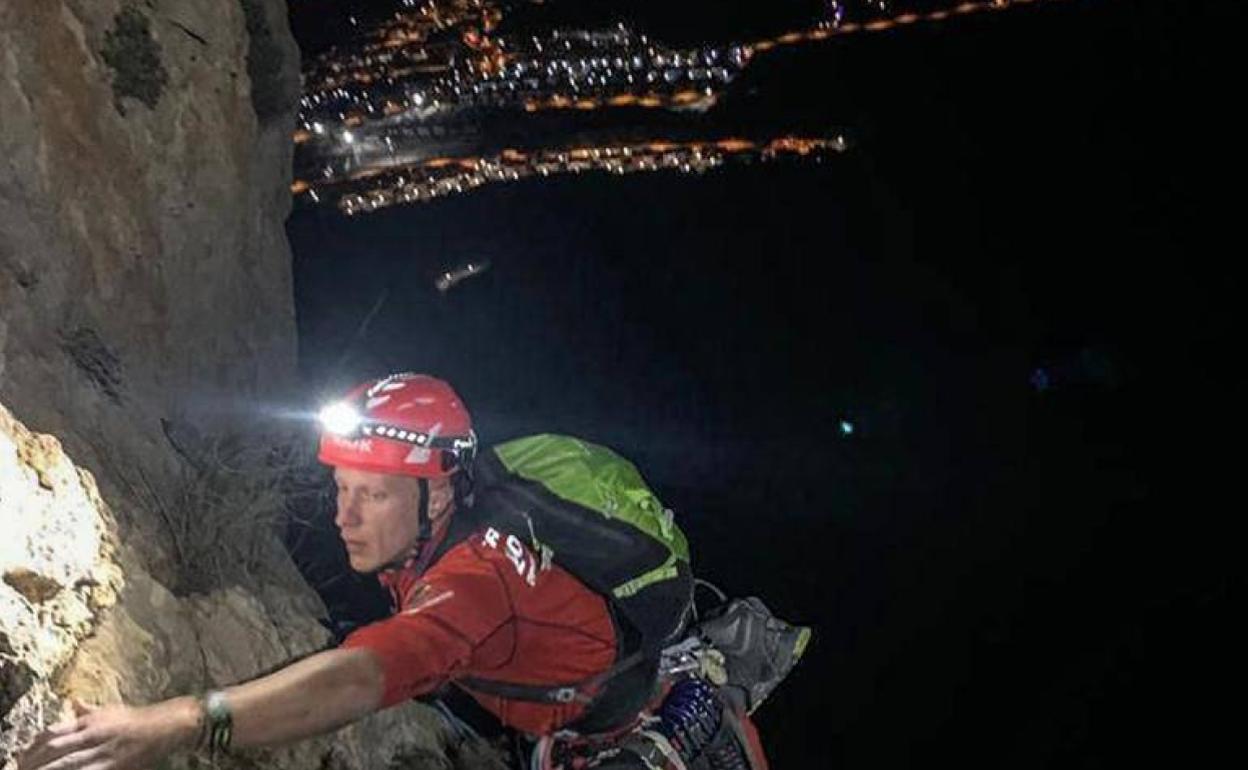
317, 373, 476, 478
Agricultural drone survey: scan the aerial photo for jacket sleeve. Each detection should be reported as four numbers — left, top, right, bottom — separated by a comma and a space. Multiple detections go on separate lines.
340, 544, 515, 707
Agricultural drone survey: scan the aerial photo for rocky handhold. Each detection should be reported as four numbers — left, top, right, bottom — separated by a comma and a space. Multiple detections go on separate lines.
2, 568, 63, 604
13, 430, 62, 490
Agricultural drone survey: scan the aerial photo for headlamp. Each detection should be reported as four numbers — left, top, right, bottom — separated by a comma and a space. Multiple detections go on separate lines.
319, 402, 362, 436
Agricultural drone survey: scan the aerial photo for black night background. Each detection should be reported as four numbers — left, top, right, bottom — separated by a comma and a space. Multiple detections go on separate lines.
286, 1, 1233, 766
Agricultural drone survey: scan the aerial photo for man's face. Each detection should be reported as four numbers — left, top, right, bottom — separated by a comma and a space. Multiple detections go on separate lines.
332, 467, 423, 572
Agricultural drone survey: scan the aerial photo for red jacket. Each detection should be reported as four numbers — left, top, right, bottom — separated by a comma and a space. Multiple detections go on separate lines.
342, 524, 618, 735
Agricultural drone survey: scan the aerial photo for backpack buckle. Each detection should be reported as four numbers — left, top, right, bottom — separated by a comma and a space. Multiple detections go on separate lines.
551, 687, 578, 704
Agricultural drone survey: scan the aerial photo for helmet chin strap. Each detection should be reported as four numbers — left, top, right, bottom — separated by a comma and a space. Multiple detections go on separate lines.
415, 478, 433, 547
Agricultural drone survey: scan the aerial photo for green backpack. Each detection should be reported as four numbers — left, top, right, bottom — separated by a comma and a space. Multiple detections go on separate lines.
447, 434, 695, 727
475, 434, 692, 646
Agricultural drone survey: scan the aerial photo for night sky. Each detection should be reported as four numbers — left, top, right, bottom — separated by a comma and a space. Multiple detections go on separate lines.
286, 1, 1233, 765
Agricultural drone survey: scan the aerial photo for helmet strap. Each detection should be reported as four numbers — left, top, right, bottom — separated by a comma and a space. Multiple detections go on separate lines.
452, 466, 474, 509
416, 477, 432, 546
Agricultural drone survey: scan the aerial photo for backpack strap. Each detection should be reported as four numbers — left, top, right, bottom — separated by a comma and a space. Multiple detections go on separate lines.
455, 648, 649, 706
424, 502, 482, 567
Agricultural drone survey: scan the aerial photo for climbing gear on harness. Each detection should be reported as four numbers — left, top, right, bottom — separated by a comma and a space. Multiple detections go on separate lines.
530, 679, 763, 770
660, 637, 728, 688
655, 678, 722, 764
524, 585, 804, 769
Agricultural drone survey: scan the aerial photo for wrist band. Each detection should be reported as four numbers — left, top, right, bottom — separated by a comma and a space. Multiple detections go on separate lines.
199, 690, 233, 755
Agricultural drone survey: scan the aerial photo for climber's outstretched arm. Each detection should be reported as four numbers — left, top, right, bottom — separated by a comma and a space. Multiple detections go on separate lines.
211, 647, 385, 745
16, 647, 385, 770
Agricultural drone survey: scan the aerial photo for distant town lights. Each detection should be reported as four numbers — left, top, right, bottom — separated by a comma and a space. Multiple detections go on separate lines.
320, 134, 846, 215
295, 1, 1055, 210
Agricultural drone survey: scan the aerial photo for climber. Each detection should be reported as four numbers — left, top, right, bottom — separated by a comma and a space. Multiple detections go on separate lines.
17, 373, 771, 770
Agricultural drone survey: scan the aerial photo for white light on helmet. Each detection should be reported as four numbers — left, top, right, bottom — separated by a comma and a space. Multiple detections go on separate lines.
319, 402, 362, 435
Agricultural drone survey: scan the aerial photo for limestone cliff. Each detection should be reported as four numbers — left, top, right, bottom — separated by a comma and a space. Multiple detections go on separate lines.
0, 0, 299, 474
0, 2, 481, 768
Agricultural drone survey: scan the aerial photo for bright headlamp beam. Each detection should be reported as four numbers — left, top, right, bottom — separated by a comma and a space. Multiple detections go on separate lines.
319, 402, 362, 435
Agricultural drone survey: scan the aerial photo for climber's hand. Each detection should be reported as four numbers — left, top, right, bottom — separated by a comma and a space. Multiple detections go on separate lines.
17, 698, 201, 770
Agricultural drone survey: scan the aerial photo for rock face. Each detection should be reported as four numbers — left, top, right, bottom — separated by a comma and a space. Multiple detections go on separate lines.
0, 2, 474, 769
0, 0, 299, 464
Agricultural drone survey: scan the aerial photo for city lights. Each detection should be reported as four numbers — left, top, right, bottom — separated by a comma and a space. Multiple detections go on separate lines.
294, 1, 1076, 212
305, 136, 849, 215
299, 5, 753, 131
